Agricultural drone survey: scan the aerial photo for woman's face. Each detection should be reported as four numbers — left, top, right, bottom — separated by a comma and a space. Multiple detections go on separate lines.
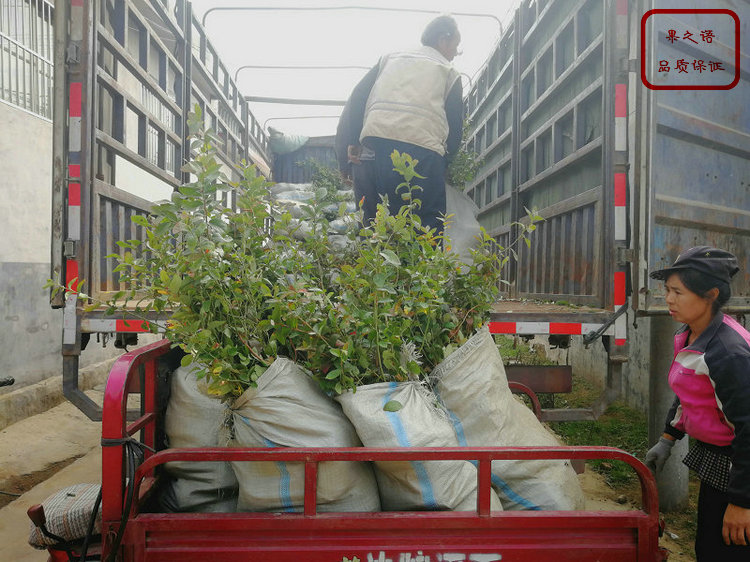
664, 272, 715, 327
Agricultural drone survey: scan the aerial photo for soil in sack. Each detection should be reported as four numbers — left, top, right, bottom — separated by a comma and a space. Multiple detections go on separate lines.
336, 381, 503, 511
159, 364, 238, 512
225, 357, 380, 512
431, 327, 585, 511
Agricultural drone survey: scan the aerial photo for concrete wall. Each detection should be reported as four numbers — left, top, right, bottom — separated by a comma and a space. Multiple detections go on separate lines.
0, 101, 124, 395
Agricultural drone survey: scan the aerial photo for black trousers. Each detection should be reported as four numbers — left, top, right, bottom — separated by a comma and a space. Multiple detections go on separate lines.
695, 480, 750, 561
351, 158, 378, 225
366, 137, 447, 233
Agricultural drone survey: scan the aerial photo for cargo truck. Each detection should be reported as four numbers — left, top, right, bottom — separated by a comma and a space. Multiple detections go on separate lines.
40, 0, 749, 559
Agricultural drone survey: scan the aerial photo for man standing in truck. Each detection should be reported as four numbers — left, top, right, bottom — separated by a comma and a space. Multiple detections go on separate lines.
337, 14, 464, 231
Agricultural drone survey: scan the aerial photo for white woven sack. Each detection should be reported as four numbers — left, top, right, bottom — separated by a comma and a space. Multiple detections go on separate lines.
226, 357, 380, 513
431, 327, 584, 511
160, 363, 238, 513
444, 184, 481, 264
336, 381, 502, 512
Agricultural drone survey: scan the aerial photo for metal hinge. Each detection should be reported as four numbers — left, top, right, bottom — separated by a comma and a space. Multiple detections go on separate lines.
66, 43, 81, 65
64, 239, 77, 258
617, 247, 636, 264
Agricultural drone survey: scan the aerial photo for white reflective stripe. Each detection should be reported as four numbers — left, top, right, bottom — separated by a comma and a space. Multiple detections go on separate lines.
582, 323, 615, 336
615, 314, 627, 341
82, 319, 117, 332
67, 205, 81, 241
63, 294, 78, 346
81, 318, 168, 333
615, 117, 627, 151
70, 6, 83, 41
69, 117, 82, 151
615, 206, 627, 241
516, 322, 550, 335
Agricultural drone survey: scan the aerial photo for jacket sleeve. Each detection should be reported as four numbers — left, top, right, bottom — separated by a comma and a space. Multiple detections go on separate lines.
444, 79, 464, 160
663, 394, 686, 440
334, 99, 353, 176
346, 63, 379, 146
711, 349, 750, 508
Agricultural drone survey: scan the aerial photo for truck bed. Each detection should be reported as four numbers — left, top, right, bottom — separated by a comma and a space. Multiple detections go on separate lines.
101, 340, 667, 562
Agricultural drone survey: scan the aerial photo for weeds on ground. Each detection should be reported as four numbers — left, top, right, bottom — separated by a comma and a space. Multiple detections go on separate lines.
550, 375, 649, 486
495, 335, 554, 366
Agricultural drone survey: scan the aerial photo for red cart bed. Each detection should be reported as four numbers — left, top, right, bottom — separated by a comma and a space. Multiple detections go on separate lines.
100, 339, 668, 561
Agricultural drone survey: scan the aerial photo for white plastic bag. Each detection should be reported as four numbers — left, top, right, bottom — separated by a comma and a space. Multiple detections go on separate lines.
444, 184, 482, 263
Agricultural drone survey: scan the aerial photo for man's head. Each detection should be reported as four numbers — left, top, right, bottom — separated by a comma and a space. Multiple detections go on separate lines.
421, 15, 461, 61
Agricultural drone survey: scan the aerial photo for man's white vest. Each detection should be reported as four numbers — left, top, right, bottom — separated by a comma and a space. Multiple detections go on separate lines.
360, 46, 460, 156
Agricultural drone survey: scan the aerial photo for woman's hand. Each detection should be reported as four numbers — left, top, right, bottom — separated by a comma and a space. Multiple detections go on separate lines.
723, 503, 750, 545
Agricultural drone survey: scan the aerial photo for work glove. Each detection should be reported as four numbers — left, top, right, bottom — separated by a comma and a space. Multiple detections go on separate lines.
644, 436, 675, 472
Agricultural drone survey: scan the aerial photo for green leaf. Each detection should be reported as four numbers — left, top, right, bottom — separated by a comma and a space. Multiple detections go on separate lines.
131, 214, 149, 228
380, 250, 401, 266
383, 400, 403, 412
325, 368, 341, 380
180, 354, 194, 367
168, 273, 182, 295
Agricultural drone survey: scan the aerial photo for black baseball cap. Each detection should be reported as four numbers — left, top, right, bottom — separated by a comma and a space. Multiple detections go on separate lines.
650, 246, 740, 284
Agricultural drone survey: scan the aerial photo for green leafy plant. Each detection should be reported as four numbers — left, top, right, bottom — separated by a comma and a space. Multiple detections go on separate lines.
48, 113, 541, 400
101, 109, 284, 398
446, 120, 483, 189
267, 150, 538, 394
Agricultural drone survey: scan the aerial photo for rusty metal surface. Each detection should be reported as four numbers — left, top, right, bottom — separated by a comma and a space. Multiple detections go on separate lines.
639, 0, 750, 312
505, 365, 574, 394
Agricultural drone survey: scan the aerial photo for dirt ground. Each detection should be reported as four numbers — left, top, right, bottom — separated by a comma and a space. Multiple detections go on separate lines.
579, 468, 696, 561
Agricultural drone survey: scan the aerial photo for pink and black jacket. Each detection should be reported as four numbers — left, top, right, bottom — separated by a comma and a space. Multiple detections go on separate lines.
664, 312, 750, 507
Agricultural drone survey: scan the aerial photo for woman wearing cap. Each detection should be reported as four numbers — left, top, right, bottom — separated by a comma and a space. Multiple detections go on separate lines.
645, 246, 750, 560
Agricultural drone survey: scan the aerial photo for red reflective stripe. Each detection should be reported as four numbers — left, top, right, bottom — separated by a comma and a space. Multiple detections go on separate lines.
116, 319, 151, 332
615, 84, 627, 117
71, 0, 83, 6
614, 173, 627, 206
69, 183, 81, 206
617, 0, 628, 15
69, 83, 82, 117
615, 338, 627, 346
489, 322, 516, 334
615, 271, 627, 306
549, 323, 582, 335
66, 259, 79, 289
69, 164, 81, 178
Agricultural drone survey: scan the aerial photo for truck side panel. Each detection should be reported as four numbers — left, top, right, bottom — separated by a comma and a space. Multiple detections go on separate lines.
466, 0, 614, 309
467, 0, 750, 315
639, 0, 750, 312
